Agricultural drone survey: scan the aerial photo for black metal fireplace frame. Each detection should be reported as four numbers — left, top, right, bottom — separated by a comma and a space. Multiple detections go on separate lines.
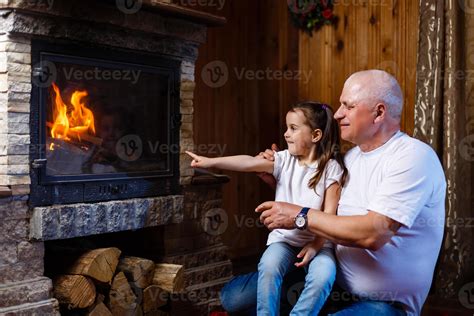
29, 40, 182, 206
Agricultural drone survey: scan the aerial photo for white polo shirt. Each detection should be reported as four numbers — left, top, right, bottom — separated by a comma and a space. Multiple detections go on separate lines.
336, 131, 446, 316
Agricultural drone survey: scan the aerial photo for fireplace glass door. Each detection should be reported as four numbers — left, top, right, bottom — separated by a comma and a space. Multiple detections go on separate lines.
44, 55, 176, 179
30, 42, 181, 206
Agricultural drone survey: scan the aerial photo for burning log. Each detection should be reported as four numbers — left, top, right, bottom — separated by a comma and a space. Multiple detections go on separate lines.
67, 247, 121, 283
46, 121, 103, 146
53, 275, 96, 309
49, 82, 99, 146
152, 264, 184, 294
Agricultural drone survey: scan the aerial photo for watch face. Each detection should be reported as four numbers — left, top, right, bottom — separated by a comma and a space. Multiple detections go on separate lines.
295, 216, 306, 227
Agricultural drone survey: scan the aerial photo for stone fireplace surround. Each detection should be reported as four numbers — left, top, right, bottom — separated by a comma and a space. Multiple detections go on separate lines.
0, 1, 230, 314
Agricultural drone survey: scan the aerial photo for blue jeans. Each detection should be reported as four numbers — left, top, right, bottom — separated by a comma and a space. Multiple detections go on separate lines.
220, 269, 406, 316
257, 242, 336, 316
221, 271, 258, 316
221, 242, 336, 316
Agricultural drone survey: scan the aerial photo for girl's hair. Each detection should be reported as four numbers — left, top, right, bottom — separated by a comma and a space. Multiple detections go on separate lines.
290, 101, 348, 190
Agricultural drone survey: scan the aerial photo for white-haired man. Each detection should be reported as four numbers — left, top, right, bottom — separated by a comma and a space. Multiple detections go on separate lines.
220, 70, 446, 316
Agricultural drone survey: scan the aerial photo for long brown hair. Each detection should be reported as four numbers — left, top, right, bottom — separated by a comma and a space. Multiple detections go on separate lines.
290, 101, 348, 190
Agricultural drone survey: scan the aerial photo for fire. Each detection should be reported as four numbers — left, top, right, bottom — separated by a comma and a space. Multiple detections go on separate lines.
48, 83, 96, 149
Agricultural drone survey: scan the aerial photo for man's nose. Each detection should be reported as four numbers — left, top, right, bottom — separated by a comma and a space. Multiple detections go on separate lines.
334, 106, 344, 120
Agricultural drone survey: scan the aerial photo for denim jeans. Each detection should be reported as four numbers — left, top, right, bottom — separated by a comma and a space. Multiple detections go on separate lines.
221, 242, 336, 316
220, 268, 406, 316
257, 242, 336, 316
221, 271, 258, 316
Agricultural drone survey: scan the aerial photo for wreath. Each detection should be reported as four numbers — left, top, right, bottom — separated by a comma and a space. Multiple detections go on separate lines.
287, 0, 338, 35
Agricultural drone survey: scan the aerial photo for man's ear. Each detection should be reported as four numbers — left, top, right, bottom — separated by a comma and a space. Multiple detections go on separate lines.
312, 129, 323, 143
374, 103, 387, 123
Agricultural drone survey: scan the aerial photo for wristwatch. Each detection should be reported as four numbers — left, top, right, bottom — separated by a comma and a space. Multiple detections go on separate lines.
294, 207, 310, 230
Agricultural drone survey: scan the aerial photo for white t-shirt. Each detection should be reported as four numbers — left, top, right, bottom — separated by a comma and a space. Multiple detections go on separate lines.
336, 131, 446, 316
267, 150, 344, 247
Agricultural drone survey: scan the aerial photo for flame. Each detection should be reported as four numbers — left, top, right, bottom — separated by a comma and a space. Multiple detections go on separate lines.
48, 82, 96, 149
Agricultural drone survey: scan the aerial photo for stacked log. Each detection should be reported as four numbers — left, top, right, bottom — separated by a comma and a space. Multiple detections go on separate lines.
108, 272, 142, 315
67, 247, 121, 283
86, 294, 112, 316
51, 248, 182, 316
152, 264, 184, 294
53, 275, 96, 309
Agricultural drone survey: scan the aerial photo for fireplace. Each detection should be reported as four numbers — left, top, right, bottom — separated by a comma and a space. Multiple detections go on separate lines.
30, 41, 181, 206
0, 1, 231, 315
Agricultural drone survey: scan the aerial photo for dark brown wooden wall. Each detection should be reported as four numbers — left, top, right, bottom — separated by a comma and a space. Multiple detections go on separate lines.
193, 0, 418, 259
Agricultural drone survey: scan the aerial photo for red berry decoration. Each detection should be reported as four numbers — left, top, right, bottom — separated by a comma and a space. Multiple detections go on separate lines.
287, 0, 338, 35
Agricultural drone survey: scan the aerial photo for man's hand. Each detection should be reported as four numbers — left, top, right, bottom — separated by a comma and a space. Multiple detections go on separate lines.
256, 144, 279, 189
255, 201, 301, 230
185, 151, 213, 168
256, 143, 279, 161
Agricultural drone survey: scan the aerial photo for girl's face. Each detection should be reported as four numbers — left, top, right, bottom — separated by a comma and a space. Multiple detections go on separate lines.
284, 110, 317, 158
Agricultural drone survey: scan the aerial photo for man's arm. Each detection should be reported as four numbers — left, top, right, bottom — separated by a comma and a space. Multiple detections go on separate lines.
307, 209, 401, 250
256, 201, 401, 251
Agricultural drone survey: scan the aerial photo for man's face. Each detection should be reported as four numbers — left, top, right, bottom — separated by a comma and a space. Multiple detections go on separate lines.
334, 82, 376, 145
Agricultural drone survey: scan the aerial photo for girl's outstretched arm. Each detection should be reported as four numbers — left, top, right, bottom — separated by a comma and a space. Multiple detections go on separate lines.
185, 151, 274, 173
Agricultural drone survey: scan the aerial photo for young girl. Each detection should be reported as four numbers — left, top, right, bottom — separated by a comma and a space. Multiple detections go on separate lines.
186, 101, 347, 316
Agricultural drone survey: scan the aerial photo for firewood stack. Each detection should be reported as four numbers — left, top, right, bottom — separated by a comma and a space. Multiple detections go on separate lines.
52, 247, 184, 315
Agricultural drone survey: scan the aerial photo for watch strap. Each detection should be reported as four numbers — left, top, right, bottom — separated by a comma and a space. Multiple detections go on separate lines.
299, 207, 310, 216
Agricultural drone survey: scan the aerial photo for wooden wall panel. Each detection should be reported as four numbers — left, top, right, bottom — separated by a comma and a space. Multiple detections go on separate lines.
299, 0, 419, 135
193, 1, 260, 259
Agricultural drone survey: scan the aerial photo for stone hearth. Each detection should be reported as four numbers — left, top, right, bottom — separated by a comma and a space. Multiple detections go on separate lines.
0, 1, 231, 315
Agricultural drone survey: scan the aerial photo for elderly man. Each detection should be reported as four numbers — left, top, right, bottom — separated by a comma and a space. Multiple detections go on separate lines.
220, 70, 446, 316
